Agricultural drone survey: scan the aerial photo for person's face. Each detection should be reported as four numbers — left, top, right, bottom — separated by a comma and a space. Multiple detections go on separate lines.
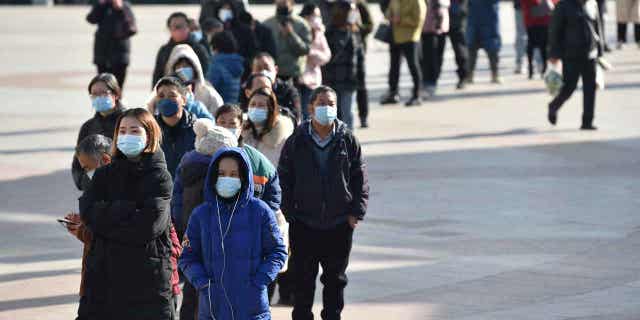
89, 81, 117, 110
169, 16, 190, 42
157, 85, 186, 122
118, 116, 147, 137
218, 157, 241, 179
174, 60, 191, 70
77, 152, 111, 172
244, 76, 272, 98
249, 94, 270, 110
309, 91, 337, 122
216, 112, 242, 131
252, 56, 277, 75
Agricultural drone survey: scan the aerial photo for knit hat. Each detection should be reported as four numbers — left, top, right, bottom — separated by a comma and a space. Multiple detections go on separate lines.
193, 118, 238, 155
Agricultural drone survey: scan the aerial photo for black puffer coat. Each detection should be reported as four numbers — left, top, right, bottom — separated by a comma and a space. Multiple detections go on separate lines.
86, 1, 136, 67
79, 150, 174, 320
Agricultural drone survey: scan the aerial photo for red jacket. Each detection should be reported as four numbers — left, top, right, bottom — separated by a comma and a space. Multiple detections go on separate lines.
169, 224, 183, 296
520, 0, 559, 27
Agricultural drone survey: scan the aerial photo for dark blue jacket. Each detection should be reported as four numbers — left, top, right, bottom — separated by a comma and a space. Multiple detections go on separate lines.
179, 147, 287, 320
466, 0, 501, 53
156, 111, 197, 179
206, 53, 244, 104
186, 94, 214, 120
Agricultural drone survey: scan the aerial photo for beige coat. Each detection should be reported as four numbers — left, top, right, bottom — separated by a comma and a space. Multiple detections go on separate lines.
241, 114, 295, 166
617, 0, 640, 23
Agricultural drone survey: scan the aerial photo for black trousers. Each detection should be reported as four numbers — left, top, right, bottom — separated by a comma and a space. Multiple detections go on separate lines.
97, 63, 128, 89
291, 222, 353, 320
526, 25, 548, 77
447, 24, 469, 81
180, 280, 198, 320
388, 41, 422, 97
617, 23, 640, 43
356, 53, 369, 123
549, 58, 597, 126
420, 33, 447, 86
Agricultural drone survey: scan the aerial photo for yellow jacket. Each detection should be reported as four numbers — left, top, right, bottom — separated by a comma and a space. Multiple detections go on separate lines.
387, 0, 427, 44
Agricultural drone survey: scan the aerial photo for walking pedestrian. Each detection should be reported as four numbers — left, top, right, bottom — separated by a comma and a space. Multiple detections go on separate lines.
79, 108, 175, 320
547, 0, 603, 130
380, 0, 426, 106
241, 87, 295, 166
467, 0, 503, 84
514, 0, 527, 74
421, 0, 450, 98
616, 0, 640, 48
278, 85, 369, 320
179, 146, 287, 320
86, 0, 136, 89
520, 0, 559, 79
206, 31, 245, 104
72, 73, 125, 192
323, 0, 365, 129
448, 0, 470, 89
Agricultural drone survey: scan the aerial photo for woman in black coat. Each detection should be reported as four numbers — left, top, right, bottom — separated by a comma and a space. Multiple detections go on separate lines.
79, 108, 174, 320
87, 0, 137, 89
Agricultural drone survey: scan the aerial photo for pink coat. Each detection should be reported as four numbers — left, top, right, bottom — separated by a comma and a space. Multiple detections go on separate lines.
423, 0, 451, 34
302, 27, 332, 89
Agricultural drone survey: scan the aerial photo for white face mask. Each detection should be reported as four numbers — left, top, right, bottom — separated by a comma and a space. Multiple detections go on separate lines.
219, 9, 233, 22
86, 169, 96, 180
347, 10, 359, 25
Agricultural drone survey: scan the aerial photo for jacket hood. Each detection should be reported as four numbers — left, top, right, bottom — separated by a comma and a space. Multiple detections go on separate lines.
180, 150, 212, 186
203, 146, 254, 205
165, 44, 206, 85
212, 53, 245, 77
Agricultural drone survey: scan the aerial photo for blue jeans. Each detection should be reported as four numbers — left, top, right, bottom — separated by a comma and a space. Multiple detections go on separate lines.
514, 8, 527, 66
336, 89, 355, 130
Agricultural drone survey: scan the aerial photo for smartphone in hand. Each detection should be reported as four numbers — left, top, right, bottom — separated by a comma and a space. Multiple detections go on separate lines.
57, 218, 80, 229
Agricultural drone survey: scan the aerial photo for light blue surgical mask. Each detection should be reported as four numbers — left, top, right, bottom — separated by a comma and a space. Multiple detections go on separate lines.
314, 105, 337, 125
117, 134, 147, 158
248, 108, 268, 124
176, 67, 195, 82
92, 96, 113, 113
216, 176, 242, 198
190, 31, 203, 42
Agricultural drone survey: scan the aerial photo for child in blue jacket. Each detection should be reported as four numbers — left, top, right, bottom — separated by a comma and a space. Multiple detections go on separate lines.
179, 146, 287, 320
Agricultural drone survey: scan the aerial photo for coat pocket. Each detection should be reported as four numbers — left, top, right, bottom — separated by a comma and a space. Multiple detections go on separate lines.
246, 279, 269, 317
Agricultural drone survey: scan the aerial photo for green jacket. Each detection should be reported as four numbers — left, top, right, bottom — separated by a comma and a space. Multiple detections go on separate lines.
387, 0, 427, 44
264, 15, 312, 78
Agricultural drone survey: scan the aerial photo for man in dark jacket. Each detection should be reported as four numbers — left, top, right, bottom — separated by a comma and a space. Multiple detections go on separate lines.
154, 76, 197, 178
547, 0, 603, 130
86, 0, 136, 88
152, 12, 210, 89
449, 0, 469, 89
278, 85, 369, 320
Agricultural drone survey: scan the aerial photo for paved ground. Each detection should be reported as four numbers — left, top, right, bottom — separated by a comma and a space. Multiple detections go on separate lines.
1, 2, 640, 319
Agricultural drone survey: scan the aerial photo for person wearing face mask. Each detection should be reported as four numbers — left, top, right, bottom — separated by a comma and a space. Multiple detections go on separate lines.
278, 85, 369, 320
249, 53, 302, 120
237, 10, 278, 62
241, 87, 295, 166
164, 44, 224, 115
206, 31, 245, 104
213, 0, 259, 77
241, 71, 299, 125
322, 0, 365, 130
201, 17, 224, 55
153, 76, 198, 178
79, 108, 175, 320
264, 0, 312, 85
72, 73, 126, 192
299, 3, 332, 121
179, 147, 287, 320
86, 0, 136, 89
152, 12, 211, 89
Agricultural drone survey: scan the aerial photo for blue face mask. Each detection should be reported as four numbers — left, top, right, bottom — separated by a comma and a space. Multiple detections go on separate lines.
190, 31, 203, 42
117, 134, 147, 157
248, 108, 268, 124
92, 96, 113, 113
216, 176, 242, 198
314, 105, 337, 125
176, 67, 195, 82
157, 98, 180, 117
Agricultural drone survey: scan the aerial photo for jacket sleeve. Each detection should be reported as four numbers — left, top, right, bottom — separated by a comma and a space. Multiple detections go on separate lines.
262, 171, 282, 211
286, 21, 312, 56
357, 1, 375, 36
253, 207, 287, 287
348, 134, 369, 219
86, 3, 106, 24
192, 101, 214, 120
547, 1, 565, 59
308, 33, 332, 67
179, 209, 211, 290
171, 162, 185, 226
261, 26, 278, 60
152, 46, 166, 89
72, 123, 89, 191
277, 135, 296, 222
207, 63, 222, 91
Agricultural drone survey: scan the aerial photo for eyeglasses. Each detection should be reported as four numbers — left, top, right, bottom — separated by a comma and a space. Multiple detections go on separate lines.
89, 90, 113, 99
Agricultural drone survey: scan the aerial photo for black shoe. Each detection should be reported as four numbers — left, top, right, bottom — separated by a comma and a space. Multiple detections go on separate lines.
405, 96, 422, 107
380, 92, 399, 105
548, 105, 557, 126
360, 118, 369, 128
604, 45, 612, 53
580, 124, 598, 130
456, 79, 466, 90
277, 294, 295, 306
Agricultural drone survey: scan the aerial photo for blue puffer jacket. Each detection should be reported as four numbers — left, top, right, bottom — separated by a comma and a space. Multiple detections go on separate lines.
206, 53, 244, 104
179, 147, 287, 320
156, 111, 197, 179
186, 93, 214, 120
466, 0, 501, 53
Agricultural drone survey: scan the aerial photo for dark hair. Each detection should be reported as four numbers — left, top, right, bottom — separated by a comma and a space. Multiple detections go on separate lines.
299, 3, 318, 17
237, 10, 254, 25
215, 104, 245, 147
252, 52, 275, 66
112, 108, 163, 158
310, 85, 337, 105
330, 2, 355, 30
167, 12, 189, 28
154, 76, 189, 97
211, 30, 238, 54
202, 17, 223, 31
88, 73, 122, 108
76, 134, 112, 160
242, 72, 273, 91
246, 87, 279, 140
210, 151, 249, 198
